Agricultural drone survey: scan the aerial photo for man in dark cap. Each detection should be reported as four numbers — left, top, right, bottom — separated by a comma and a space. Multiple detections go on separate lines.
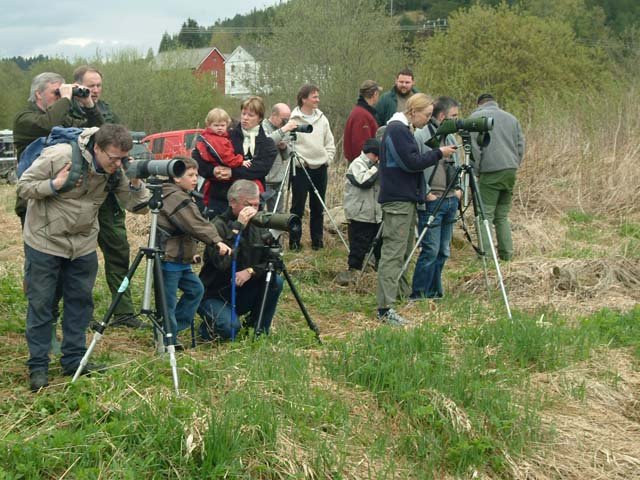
336, 137, 382, 285
470, 93, 525, 261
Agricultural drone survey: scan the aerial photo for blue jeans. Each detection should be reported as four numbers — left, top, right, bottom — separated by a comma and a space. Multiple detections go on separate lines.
162, 267, 204, 338
411, 196, 459, 299
198, 274, 284, 340
24, 244, 98, 373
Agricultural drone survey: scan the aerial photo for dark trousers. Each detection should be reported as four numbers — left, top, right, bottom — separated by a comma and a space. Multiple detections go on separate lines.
97, 192, 134, 316
24, 244, 98, 373
347, 221, 381, 270
198, 275, 284, 341
289, 164, 327, 246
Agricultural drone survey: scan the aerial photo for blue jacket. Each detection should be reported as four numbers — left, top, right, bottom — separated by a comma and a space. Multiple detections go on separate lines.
378, 112, 443, 204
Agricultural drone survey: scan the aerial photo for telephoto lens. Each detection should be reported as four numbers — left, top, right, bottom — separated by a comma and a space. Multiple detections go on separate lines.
293, 124, 313, 133
126, 159, 186, 179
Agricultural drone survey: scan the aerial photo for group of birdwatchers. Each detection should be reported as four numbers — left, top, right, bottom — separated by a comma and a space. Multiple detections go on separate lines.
14, 66, 524, 392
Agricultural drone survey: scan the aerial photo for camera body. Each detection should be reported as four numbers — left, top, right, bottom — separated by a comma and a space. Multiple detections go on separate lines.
292, 124, 313, 134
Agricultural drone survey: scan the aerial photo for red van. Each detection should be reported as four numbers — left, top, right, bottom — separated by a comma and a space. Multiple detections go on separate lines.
142, 129, 204, 160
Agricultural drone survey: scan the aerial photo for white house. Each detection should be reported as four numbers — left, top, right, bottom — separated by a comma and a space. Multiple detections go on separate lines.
224, 46, 259, 97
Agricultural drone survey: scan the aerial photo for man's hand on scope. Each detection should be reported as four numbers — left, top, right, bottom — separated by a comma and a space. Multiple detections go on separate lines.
280, 119, 298, 134
237, 206, 258, 226
439, 145, 457, 158
216, 242, 232, 256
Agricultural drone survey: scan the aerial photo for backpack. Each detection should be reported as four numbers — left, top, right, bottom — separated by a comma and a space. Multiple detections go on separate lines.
18, 126, 88, 193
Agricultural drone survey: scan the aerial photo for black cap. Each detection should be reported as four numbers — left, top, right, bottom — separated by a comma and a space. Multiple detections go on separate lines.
362, 138, 380, 156
477, 93, 495, 105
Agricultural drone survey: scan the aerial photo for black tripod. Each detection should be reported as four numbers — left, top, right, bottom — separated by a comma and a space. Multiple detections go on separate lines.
396, 136, 512, 319
254, 241, 322, 344
71, 178, 181, 393
272, 134, 349, 251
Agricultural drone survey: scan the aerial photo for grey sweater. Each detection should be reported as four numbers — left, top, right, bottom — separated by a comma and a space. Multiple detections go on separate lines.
469, 101, 525, 173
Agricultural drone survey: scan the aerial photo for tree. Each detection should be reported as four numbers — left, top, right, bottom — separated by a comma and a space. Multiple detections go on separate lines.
414, 3, 613, 112
259, 0, 407, 127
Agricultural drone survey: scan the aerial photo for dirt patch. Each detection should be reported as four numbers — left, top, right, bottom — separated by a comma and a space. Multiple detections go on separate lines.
514, 349, 640, 479
454, 256, 640, 316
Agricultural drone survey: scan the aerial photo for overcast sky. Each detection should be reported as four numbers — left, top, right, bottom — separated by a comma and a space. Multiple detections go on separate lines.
0, 0, 283, 59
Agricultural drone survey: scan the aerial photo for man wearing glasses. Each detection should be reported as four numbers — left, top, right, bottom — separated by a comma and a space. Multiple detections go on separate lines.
261, 103, 298, 212
17, 124, 150, 392
197, 180, 284, 341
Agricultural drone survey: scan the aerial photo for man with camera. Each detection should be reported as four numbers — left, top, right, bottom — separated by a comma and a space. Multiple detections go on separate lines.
198, 180, 284, 341
17, 124, 150, 392
71, 65, 140, 328
411, 96, 463, 299
470, 93, 525, 261
14, 72, 104, 223
261, 103, 299, 213
288, 83, 335, 251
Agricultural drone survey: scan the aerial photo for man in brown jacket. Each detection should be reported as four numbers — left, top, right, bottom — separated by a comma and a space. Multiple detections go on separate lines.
17, 124, 150, 392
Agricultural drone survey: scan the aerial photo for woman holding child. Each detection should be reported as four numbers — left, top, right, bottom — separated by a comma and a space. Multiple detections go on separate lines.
194, 96, 277, 215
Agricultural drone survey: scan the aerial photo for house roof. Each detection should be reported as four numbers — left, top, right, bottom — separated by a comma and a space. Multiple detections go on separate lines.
151, 47, 225, 70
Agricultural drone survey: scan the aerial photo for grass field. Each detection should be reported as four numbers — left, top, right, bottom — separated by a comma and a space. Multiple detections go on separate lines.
1, 167, 639, 479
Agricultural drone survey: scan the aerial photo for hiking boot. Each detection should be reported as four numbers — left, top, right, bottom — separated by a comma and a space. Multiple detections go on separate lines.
335, 270, 357, 286
377, 308, 410, 327
63, 362, 107, 377
29, 370, 49, 392
111, 314, 146, 329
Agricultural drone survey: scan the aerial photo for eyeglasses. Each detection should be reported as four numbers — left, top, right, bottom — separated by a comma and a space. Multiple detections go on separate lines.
103, 152, 129, 163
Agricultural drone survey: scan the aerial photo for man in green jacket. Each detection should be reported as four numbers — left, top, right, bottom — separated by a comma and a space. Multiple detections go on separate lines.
72, 65, 141, 328
375, 68, 419, 127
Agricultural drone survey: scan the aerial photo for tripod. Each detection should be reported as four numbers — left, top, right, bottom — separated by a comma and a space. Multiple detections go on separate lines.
254, 242, 322, 344
396, 137, 512, 319
273, 134, 349, 251
71, 178, 181, 394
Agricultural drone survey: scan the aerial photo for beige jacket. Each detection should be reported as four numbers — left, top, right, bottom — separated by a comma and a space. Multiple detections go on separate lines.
17, 127, 150, 259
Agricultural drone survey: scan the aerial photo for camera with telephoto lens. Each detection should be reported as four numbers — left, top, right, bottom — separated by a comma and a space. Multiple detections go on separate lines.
250, 212, 302, 236
292, 124, 313, 133
126, 159, 186, 179
425, 116, 494, 149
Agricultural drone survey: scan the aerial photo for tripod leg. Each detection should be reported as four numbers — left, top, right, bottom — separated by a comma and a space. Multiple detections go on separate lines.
295, 158, 350, 251
72, 249, 146, 383
468, 170, 512, 320
253, 268, 273, 340
281, 266, 321, 344
153, 252, 180, 394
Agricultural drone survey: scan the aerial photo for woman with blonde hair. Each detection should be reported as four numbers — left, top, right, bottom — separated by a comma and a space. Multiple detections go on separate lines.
375, 93, 457, 325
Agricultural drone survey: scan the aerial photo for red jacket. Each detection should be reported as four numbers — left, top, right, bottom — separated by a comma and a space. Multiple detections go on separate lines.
196, 128, 244, 169
343, 103, 378, 162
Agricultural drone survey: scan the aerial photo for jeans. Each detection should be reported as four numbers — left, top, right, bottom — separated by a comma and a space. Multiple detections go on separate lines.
162, 267, 204, 338
198, 274, 284, 340
24, 244, 98, 373
411, 196, 459, 298
479, 169, 517, 260
290, 164, 327, 246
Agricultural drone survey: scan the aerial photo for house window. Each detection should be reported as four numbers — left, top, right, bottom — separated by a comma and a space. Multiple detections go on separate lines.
231, 65, 235, 73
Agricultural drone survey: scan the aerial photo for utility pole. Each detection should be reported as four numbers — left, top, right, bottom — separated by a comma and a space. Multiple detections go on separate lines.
390, 0, 394, 16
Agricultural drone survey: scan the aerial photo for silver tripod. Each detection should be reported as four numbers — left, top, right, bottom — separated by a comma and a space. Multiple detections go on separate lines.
396, 138, 512, 319
71, 178, 181, 393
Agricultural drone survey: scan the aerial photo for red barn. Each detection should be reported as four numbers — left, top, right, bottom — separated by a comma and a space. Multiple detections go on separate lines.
151, 47, 226, 92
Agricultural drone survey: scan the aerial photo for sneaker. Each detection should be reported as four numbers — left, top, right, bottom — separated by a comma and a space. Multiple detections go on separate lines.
110, 314, 146, 329
377, 308, 410, 327
29, 370, 49, 392
62, 362, 107, 377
